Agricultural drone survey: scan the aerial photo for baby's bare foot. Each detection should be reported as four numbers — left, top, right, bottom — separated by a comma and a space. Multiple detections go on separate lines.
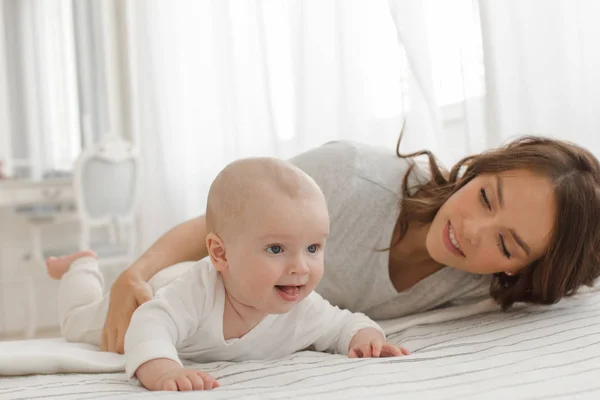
46, 250, 97, 280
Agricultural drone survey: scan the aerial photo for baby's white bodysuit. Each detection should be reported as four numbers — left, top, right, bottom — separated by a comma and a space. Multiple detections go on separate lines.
124, 260, 383, 378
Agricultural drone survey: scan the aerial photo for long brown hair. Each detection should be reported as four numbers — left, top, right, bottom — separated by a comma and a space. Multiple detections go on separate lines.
394, 133, 600, 309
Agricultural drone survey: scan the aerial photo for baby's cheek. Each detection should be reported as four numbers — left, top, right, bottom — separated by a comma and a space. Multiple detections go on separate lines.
252, 268, 280, 287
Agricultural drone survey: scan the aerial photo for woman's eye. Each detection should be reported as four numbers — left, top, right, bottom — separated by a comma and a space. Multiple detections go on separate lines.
498, 235, 511, 259
480, 188, 492, 210
307, 244, 318, 254
266, 245, 283, 254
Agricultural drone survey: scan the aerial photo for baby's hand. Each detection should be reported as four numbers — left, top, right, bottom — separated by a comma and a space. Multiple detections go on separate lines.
153, 368, 219, 391
348, 339, 410, 358
347, 328, 410, 358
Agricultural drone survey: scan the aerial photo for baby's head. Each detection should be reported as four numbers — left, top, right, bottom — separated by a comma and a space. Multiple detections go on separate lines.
205, 157, 329, 314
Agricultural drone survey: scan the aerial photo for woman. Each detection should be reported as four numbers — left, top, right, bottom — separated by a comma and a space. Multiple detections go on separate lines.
101, 135, 600, 353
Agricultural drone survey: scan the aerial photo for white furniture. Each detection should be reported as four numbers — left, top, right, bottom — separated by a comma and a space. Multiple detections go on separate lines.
0, 178, 73, 208
6, 135, 141, 338
0, 178, 74, 338
71, 135, 141, 264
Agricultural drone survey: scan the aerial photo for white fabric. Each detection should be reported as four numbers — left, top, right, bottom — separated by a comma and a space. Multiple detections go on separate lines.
2, 289, 600, 399
124, 260, 383, 378
52, 256, 381, 379
56, 257, 196, 347
0, 0, 81, 177
479, 0, 600, 156
290, 140, 492, 320
125, 1, 415, 251
0, 338, 124, 376
57, 257, 108, 345
387, 0, 489, 165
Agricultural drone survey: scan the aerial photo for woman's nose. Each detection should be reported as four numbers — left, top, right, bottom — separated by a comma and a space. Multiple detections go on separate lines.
463, 217, 492, 247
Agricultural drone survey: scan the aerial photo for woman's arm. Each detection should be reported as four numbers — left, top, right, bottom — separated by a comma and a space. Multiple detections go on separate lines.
129, 215, 208, 281
101, 215, 208, 353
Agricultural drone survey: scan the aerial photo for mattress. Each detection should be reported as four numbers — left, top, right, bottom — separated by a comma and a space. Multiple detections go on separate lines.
1, 289, 599, 399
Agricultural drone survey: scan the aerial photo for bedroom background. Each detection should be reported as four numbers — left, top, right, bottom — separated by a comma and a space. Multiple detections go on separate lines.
0, 0, 599, 339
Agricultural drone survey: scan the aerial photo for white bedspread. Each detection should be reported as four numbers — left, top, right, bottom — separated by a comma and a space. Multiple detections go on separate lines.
1, 289, 599, 399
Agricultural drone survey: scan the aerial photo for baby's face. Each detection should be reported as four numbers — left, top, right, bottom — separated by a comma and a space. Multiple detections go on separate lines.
222, 194, 330, 314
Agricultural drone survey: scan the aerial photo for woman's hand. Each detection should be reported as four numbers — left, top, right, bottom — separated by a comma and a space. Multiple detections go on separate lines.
101, 269, 153, 353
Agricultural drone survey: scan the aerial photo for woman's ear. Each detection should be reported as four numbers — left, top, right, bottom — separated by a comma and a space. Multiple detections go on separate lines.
206, 232, 228, 272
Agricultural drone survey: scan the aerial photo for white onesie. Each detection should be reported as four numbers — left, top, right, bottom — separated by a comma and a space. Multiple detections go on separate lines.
54, 257, 383, 380
124, 260, 383, 378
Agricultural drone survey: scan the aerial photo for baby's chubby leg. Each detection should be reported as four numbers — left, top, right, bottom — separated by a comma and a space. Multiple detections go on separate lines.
46, 251, 108, 346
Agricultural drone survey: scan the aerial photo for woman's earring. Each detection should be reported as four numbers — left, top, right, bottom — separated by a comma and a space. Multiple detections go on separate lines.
505, 271, 513, 276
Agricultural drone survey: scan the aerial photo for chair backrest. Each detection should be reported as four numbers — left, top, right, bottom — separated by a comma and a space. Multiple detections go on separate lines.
72, 135, 141, 228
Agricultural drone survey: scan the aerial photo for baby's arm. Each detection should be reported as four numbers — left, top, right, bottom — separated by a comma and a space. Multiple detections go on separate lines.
307, 293, 409, 357
124, 265, 217, 391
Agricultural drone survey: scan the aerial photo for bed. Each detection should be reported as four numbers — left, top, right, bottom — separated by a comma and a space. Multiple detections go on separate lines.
1, 288, 599, 400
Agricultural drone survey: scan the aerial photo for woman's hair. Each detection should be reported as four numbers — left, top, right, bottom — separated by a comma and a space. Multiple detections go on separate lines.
394, 133, 600, 309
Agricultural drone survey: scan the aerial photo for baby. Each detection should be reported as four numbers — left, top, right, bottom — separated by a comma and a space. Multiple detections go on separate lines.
47, 157, 408, 392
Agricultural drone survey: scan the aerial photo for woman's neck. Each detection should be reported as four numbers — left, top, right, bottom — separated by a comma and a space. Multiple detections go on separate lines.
389, 222, 432, 263
388, 222, 443, 292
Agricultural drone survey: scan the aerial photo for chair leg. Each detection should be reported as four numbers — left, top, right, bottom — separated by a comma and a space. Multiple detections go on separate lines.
23, 273, 37, 338
24, 225, 43, 338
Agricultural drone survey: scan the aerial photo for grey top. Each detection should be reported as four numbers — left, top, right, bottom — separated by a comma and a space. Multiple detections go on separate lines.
290, 141, 490, 320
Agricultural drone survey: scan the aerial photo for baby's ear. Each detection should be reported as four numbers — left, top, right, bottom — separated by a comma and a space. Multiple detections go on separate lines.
206, 232, 228, 271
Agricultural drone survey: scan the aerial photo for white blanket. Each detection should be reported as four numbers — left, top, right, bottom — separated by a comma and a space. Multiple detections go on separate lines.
1, 291, 599, 399
0, 298, 499, 377
0, 339, 124, 376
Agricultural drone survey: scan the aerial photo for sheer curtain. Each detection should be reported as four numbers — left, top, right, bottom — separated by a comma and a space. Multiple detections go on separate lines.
0, 0, 81, 178
125, 0, 600, 250
389, 0, 487, 164
480, 0, 600, 154
125, 0, 416, 248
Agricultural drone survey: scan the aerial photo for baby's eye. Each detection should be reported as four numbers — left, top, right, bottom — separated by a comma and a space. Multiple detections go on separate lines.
266, 245, 283, 254
307, 244, 318, 254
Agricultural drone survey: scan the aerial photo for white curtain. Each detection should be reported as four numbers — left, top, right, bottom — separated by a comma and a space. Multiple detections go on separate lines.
480, 0, 600, 155
0, 0, 81, 178
125, 0, 421, 248
124, 0, 600, 250
389, 0, 487, 164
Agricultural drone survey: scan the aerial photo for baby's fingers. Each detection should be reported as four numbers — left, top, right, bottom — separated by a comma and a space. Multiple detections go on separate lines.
381, 343, 410, 357
175, 376, 193, 391
349, 344, 372, 358
188, 373, 206, 390
371, 340, 383, 357
199, 372, 219, 390
160, 379, 178, 391
348, 347, 359, 358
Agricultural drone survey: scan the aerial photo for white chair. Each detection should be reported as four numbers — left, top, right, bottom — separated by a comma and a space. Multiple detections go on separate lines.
20, 135, 141, 337
70, 135, 141, 265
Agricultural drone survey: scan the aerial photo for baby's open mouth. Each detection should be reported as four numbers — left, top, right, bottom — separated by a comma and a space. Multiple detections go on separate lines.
275, 285, 303, 301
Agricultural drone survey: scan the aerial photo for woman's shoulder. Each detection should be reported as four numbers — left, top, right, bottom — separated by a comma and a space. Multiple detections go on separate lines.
288, 140, 361, 178
289, 140, 429, 190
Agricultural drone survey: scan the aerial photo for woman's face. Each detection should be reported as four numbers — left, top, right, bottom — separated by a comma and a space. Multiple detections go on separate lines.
426, 169, 556, 275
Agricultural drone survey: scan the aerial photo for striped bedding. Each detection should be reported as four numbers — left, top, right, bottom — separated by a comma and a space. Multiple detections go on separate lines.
1, 288, 599, 399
